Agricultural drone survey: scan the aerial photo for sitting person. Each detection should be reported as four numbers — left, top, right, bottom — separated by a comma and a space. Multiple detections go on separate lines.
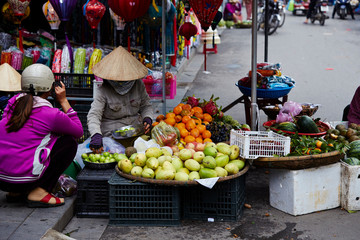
0, 64, 83, 207
346, 86, 360, 124
87, 46, 154, 153
224, 0, 243, 23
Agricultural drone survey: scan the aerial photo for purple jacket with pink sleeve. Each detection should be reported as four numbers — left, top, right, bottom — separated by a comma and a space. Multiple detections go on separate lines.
0, 94, 83, 183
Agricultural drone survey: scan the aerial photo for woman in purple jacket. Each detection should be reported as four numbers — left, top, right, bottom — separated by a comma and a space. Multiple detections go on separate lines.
0, 64, 83, 207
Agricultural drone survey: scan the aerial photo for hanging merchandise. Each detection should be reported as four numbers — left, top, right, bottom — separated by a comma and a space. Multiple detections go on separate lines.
42, 1, 61, 30
73, 48, 86, 74
21, 50, 33, 70
61, 45, 71, 73
10, 50, 23, 70
179, 22, 198, 41
52, 49, 62, 73
83, 0, 106, 48
166, 1, 176, 56
88, 48, 102, 74
1, 51, 12, 65
108, 0, 151, 51
188, 0, 223, 71
109, 8, 126, 31
50, 0, 78, 71
2, 2, 30, 25
7, 0, 32, 52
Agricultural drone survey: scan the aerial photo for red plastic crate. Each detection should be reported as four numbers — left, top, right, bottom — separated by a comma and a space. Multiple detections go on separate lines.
142, 76, 176, 99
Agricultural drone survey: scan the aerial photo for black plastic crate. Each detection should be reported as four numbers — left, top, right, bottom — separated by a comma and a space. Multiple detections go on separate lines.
72, 104, 91, 143
182, 174, 246, 222
54, 73, 94, 98
108, 173, 181, 226
76, 168, 115, 218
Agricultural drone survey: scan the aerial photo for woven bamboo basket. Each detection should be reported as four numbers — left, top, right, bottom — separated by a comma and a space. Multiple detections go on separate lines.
252, 150, 344, 170
115, 162, 250, 186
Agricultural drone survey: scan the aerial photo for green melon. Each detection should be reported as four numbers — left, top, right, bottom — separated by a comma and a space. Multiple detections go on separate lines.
344, 157, 360, 166
347, 140, 360, 159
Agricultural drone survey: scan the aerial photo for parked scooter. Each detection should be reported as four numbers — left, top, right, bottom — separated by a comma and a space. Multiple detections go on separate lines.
332, 0, 356, 19
257, 0, 282, 35
309, 0, 329, 25
293, 0, 310, 15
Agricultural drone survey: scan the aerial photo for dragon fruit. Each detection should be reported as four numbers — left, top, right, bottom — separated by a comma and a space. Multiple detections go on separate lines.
203, 99, 218, 116
183, 95, 199, 107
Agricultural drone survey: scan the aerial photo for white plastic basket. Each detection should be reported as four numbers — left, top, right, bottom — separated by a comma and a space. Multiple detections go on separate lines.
230, 130, 291, 159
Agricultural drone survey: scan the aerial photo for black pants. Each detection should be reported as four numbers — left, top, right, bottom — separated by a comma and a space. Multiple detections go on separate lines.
0, 135, 77, 194
306, 0, 318, 19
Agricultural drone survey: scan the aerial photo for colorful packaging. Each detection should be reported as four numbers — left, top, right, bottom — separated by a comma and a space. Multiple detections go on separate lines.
88, 48, 102, 74
52, 49, 62, 73
73, 48, 86, 74
61, 46, 71, 73
1, 51, 11, 64
11, 50, 23, 70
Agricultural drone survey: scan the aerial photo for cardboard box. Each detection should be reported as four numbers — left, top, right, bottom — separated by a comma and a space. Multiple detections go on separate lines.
340, 161, 360, 211
269, 163, 341, 216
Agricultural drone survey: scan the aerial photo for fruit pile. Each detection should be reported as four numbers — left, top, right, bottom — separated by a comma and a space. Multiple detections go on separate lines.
117, 142, 246, 181
325, 123, 360, 144
82, 152, 126, 164
152, 102, 215, 144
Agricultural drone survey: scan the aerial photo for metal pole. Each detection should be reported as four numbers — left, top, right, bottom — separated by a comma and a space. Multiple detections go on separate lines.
162, 0, 167, 115
251, 0, 259, 130
264, 0, 269, 62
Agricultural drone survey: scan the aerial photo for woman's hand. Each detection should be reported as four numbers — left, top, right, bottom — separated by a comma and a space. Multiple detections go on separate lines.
143, 121, 151, 134
55, 81, 71, 113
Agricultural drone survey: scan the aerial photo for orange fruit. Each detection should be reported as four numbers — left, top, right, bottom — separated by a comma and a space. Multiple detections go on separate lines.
156, 114, 165, 122
190, 128, 200, 138
182, 115, 192, 123
202, 121, 210, 125
186, 119, 196, 131
315, 140, 323, 148
152, 121, 159, 127
175, 122, 186, 130
194, 112, 204, 120
182, 104, 192, 111
203, 113, 212, 122
202, 130, 212, 139
190, 109, 195, 116
173, 105, 183, 115
175, 115, 182, 123
192, 107, 203, 114
194, 118, 202, 125
203, 138, 212, 143
196, 124, 206, 134
178, 103, 185, 107
195, 137, 203, 143
180, 109, 191, 117
184, 135, 196, 143
165, 117, 176, 126
166, 112, 176, 119
180, 128, 189, 138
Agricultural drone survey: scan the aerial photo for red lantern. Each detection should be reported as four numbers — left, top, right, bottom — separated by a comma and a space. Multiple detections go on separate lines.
108, 0, 151, 23
188, 0, 223, 31
84, 0, 106, 30
179, 22, 198, 41
7, 0, 31, 16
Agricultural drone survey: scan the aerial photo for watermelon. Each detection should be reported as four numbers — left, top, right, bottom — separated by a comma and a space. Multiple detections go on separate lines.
276, 122, 298, 132
344, 157, 360, 166
296, 116, 320, 133
347, 140, 360, 159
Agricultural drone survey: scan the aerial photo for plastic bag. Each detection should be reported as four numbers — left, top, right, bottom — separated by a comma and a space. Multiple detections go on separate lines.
287, 0, 295, 12
276, 101, 302, 123
133, 137, 161, 153
74, 136, 126, 168
151, 121, 179, 147
53, 174, 77, 197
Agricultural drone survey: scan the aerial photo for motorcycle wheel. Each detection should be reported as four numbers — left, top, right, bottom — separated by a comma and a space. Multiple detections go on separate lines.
311, 17, 316, 23
279, 10, 286, 27
268, 18, 280, 35
320, 15, 325, 25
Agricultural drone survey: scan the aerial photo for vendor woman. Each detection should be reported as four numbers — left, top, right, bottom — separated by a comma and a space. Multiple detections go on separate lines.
88, 46, 154, 153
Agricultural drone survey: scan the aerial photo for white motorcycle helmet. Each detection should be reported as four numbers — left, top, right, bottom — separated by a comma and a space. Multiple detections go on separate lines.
21, 64, 54, 94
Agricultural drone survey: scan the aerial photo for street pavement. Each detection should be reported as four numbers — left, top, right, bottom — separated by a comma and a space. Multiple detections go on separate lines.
1, 7, 360, 240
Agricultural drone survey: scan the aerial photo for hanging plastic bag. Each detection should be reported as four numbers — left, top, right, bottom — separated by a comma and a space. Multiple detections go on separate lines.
287, 0, 295, 12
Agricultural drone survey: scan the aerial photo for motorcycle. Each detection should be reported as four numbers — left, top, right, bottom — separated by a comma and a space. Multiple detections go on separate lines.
278, 0, 286, 27
333, 0, 356, 19
309, 0, 329, 25
257, 0, 282, 35
293, 0, 310, 15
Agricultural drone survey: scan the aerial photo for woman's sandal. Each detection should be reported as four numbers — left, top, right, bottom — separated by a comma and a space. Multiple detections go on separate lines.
26, 193, 64, 208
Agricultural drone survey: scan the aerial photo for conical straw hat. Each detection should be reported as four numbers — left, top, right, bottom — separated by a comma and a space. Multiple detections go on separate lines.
93, 46, 148, 81
0, 63, 21, 92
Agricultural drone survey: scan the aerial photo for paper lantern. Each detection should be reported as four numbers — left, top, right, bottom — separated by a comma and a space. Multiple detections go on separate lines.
108, 0, 151, 22
42, 1, 61, 30
84, 0, 106, 30
109, 8, 126, 31
7, 0, 31, 16
49, 0, 77, 22
2, 2, 30, 25
179, 22, 198, 41
188, 0, 223, 31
